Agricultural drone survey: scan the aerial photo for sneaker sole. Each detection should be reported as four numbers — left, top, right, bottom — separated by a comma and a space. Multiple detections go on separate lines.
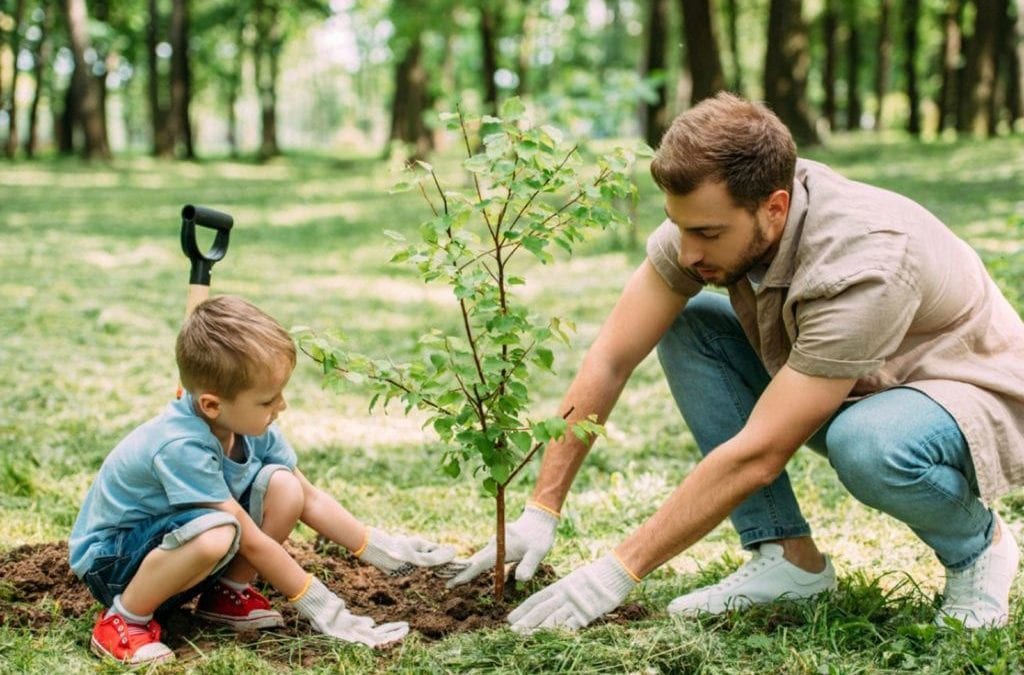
194, 610, 285, 630
90, 636, 176, 666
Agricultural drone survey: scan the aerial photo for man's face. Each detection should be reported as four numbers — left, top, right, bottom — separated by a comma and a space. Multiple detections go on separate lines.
663, 181, 786, 287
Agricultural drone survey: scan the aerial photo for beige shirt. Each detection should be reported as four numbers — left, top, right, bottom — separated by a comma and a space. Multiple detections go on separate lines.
647, 158, 1024, 502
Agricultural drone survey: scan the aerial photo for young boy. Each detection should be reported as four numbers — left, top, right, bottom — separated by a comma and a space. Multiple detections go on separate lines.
69, 295, 457, 665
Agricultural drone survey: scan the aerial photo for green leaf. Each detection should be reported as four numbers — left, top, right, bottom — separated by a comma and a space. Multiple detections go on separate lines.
500, 97, 526, 120
482, 477, 498, 497
535, 347, 554, 371
382, 230, 406, 242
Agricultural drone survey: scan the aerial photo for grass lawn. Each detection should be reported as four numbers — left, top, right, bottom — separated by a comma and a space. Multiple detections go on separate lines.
1, 134, 1023, 673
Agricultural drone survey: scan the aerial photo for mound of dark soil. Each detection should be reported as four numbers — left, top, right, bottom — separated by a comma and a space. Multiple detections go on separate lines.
0, 539, 646, 653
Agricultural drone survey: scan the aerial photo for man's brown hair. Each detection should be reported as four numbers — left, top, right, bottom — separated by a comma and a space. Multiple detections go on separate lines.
650, 92, 797, 212
176, 295, 296, 400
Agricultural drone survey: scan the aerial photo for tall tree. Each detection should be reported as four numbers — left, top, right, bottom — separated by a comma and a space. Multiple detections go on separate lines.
903, 0, 921, 135
4, 0, 27, 157
764, 0, 819, 144
1009, 0, 1024, 125
253, 0, 283, 159
679, 0, 725, 104
873, 0, 892, 130
937, 0, 963, 132
640, 0, 670, 147
822, 0, 839, 130
845, 0, 863, 130
62, 0, 110, 158
168, 0, 194, 158
388, 28, 432, 159
479, 1, 500, 115
147, 0, 172, 155
723, 0, 743, 92
962, 0, 1001, 135
25, 0, 53, 157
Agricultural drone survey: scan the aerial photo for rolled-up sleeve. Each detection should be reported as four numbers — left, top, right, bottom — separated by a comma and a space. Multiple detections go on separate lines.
645, 220, 705, 298
788, 269, 922, 378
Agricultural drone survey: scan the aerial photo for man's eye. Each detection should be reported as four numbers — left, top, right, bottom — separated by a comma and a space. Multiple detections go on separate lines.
699, 232, 720, 240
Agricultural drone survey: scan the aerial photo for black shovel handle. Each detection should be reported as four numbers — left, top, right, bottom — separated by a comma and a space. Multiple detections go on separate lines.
181, 204, 234, 285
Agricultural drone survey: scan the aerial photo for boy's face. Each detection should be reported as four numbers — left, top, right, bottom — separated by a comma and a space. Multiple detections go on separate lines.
202, 360, 292, 439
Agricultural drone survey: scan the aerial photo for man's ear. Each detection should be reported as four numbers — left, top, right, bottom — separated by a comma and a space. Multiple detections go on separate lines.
762, 188, 790, 239
196, 392, 223, 419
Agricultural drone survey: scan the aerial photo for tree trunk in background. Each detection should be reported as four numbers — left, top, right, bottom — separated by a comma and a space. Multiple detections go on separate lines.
764, 0, 820, 145
903, 0, 921, 135
516, 4, 535, 96
963, 0, 1001, 135
822, 0, 839, 130
388, 31, 433, 160
679, 0, 725, 104
938, 0, 963, 132
4, 0, 27, 158
226, 20, 244, 158
63, 0, 110, 158
26, 0, 53, 157
148, 0, 172, 156
873, 0, 892, 130
640, 0, 670, 147
91, 0, 109, 150
253, 0, 282, 159
723, 0, 743, 92
479, 3, 500, 114
604, 0, 628, 71
845, 0, 863, 129
58, 77, 79, 154
1008, 0, 1024, 125
169, 0, 194, 158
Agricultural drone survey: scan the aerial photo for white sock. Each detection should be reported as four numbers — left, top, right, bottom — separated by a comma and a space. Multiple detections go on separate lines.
107, 594, 153, 625
219, 576, 250, 592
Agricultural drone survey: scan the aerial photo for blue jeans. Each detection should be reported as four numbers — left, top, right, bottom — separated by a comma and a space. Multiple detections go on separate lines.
82, 508, 240, 613
657, 292, 995, 570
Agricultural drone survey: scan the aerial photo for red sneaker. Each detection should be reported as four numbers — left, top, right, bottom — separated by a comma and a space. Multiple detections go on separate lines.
90, 611, 174, 665
195, 580, 284, 630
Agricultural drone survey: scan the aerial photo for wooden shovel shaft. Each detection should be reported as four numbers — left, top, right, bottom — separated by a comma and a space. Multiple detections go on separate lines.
176, 284, 212, 398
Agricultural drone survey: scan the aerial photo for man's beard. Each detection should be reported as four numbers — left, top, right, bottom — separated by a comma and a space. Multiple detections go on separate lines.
712, 223, 775, 287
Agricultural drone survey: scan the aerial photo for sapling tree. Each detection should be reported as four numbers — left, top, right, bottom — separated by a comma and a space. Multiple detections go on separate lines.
298, 100, 646, 599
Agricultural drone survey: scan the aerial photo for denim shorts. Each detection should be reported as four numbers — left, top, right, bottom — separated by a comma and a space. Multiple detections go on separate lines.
82, 508, 240, 612
238, 463, 291, 528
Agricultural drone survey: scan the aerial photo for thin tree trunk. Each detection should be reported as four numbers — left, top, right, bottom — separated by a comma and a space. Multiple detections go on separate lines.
226, 20, 244, 158
873, 0, 892, 130
169, 0, 194, 158
903, 0, 921, 135
63, 0, 110, 158
1008, 0, 1024, 124
26, 0, 53, 157
641, 0, 670, 148
938, 0, 963, 132
723, 0, 743, 92
845, 0, 863, 129
479, 3, 500, 115
679, 0, 725, 104
516, 4, 534, 97
963, 0, 1001, 135
148, 0, 171, 156
494, 485, 506, 601
5, 0, 28, 158
822, 0, 839, 130
764, 0, 820, 145
387, 30, 432, 159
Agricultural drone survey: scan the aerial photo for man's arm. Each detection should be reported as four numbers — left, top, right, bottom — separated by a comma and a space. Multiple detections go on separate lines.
615, 365, 856, 576
531, 259, 687, 512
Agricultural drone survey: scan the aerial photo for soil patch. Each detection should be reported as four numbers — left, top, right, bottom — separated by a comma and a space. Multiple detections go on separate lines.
0, 539, 647, 658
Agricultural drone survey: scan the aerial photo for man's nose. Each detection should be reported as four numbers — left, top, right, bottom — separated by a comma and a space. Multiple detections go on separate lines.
678, 243, 703, 268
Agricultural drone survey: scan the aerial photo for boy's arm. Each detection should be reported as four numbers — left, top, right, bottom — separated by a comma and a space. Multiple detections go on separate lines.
208, 498, 309, 597
293, 468, 455, 574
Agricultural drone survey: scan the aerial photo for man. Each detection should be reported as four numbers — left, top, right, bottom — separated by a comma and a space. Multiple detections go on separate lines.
447, 93, 1024, 631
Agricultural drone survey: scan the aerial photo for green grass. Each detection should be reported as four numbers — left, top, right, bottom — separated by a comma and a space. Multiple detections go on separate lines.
1, 134, 1023, 673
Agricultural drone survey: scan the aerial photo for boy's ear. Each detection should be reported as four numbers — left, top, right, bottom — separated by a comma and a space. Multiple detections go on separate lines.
196, 392, 223, 419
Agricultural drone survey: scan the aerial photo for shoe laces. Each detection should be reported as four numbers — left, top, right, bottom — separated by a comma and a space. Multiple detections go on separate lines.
943, 552, 990, 608
715, 550, 772, 590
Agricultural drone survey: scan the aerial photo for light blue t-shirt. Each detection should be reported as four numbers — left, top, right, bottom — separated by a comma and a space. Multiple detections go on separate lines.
68, 393, 297, 577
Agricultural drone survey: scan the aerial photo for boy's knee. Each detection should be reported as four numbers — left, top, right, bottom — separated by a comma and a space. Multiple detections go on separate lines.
191, 523, 238, 563
266, 469, 304, 515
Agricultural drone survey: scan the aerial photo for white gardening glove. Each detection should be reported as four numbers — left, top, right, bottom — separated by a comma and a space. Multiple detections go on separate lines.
446, 503, 559, 588
356, 527, 457, 576
292, 577, 409, 647
507, 553, 637, 633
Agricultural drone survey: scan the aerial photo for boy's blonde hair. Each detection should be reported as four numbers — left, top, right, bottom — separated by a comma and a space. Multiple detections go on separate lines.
176, 295, 297, 400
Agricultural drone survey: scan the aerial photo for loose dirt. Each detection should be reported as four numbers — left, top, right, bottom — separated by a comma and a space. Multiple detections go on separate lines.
0, 538, 647, 661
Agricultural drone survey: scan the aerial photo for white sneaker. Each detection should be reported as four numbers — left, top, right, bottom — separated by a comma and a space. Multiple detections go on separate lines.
936, 512, 1020, 629
667, 543, 837, 616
